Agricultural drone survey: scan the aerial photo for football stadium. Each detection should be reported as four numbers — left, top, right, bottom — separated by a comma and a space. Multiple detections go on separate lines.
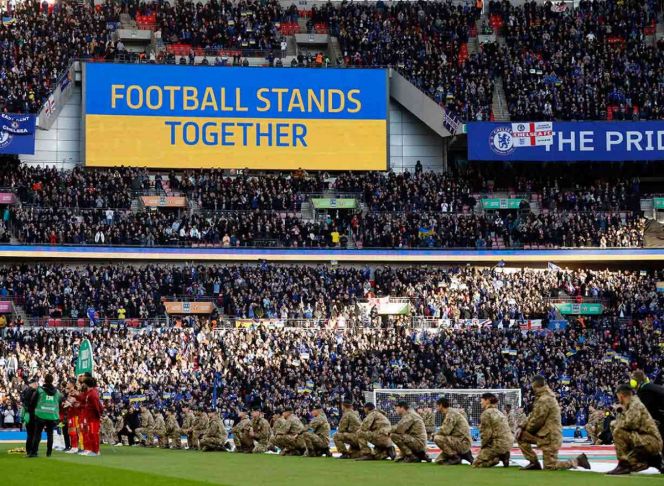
0, 0, 663, 484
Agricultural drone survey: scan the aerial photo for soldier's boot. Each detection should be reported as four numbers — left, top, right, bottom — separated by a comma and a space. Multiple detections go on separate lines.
322, 448, 332, 457
394, 455, 405, 463
402, 455, 419, 463
607, 460, 632, 475
461, 450, 474, 465
520, 460, 542, 471
339, 453, 351, 459
444, 455, 462, 465
500, 452, 511, 467
647, 453, 664, 472
355, 454, 377, 461
416, 450, 431, 463
575, 453, 591, 470
386, 446, 397, 461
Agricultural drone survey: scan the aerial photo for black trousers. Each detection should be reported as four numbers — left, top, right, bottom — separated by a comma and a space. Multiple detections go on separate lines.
62, 421, 71, 450
118, 425, 136, 445
31, 419, 57, 457
25, 416, 36, 455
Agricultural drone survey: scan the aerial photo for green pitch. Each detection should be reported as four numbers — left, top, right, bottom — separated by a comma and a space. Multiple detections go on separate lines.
0, 445, 662, 486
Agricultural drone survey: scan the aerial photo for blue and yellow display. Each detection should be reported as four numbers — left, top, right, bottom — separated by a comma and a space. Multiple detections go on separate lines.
83, 63, 388, 170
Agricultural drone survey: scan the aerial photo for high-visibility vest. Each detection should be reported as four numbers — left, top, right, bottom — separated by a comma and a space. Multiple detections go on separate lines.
35, 388, 61, 421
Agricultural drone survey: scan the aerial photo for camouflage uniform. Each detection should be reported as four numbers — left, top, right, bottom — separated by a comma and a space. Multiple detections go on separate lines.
612, 396, 663, 471
358, 410, 393, 459
181, 411, 196, 449
135, 409, 156, 446
101, 415, 116, 445
232, 417, 254, 452
268, 415, 287, 450
391, 410, 427, 458
200, 415, 229, 451
303, 412, 331, 456
153, 413, 167, 448
192, 412, 210, 450
586, 409, 606, 445
507, 408, 527, 436
272, 414, 306, 455
420, 409, 436, 439
518, 385, 573, 470
251, 415, 272, 453
114, 414, 126, 445
434, 408, 472, 463
165, 413, 182, 449
333, 409, 362, 457
473, 405, 513, 468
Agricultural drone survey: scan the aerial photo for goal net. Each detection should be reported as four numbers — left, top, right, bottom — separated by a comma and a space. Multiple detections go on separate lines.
366, 389, 522, 427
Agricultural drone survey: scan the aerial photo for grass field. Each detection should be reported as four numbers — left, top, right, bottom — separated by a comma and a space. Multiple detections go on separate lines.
1, 444, 662, 486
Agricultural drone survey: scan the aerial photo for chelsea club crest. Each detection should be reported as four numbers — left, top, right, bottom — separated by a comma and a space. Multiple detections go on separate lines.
489, 127, 515, 155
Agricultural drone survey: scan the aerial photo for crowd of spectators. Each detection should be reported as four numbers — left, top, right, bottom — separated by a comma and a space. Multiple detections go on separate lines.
151, 0, 287, 51
357, 211, 646, 249
323, 1, 495, 121
0, 0, 120, 113
0, 317, 661, 427
2, 0, 664, 121
494, 0, 664, 120
0, 164, 648, 249
11, 207, 347, 248
0, 262, 660, 324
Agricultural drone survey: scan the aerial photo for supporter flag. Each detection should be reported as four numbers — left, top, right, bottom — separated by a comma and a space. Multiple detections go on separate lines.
511, 122, 553, 147
1, 17, 15, 26
560, 375, 571, 385
129, 394, 147, 403
102, 391, 112, 400
418, 227, 435, 237
656, 281, 664, 293
547, 262, 563, 272
75, 339, 94, 376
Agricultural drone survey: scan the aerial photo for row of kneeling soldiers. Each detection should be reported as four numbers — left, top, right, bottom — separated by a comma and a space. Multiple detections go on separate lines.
101, 377, 664, 476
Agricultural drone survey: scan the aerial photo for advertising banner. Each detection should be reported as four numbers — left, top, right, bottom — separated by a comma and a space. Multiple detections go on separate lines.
554, 302, 603, 315
311, 198, 358, 209
481, 198, 526, 210
140, 196, 187, 208
84, 63, 388, 170
164, 301, 215, 314
468, 121, 664, 161
0, 113, 36, 155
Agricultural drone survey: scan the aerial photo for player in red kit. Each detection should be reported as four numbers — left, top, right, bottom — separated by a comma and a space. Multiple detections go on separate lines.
63, 379, 81, 453
80, 376, 103, 456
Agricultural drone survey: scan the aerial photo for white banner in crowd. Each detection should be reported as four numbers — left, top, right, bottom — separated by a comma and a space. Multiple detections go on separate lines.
37, 63, 76, 130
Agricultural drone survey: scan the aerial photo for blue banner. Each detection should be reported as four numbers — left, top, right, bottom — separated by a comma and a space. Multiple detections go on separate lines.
0, 113, 36, 154
468, 121, 664, 161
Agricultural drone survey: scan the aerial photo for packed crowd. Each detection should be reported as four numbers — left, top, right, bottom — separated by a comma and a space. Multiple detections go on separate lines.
324, 1, 496, 121
0, 163, 649, 249
3, 0, 664, 121
150, 0, 288, 51
493, 0, 664, 120
0, 0, 120, 113
0, 262, 661, 324
10, 207, 347, 248
0, 318, 661, 430
358, 211, 646, 249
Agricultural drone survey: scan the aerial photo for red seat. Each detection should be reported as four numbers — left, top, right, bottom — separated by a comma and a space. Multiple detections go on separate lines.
48, 318, 56, 327
78, 318, 86, 327
54, 318, 62, 328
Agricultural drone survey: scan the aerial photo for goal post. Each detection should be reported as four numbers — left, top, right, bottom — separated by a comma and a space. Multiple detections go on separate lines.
369, 388, 522, 427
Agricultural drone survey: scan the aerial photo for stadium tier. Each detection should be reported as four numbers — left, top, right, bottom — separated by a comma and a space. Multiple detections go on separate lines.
0, 0, 663, 483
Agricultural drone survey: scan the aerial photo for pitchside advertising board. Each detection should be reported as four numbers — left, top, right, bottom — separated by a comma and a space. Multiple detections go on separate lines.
469, 121, 664, 161
83, 63, 388, 170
